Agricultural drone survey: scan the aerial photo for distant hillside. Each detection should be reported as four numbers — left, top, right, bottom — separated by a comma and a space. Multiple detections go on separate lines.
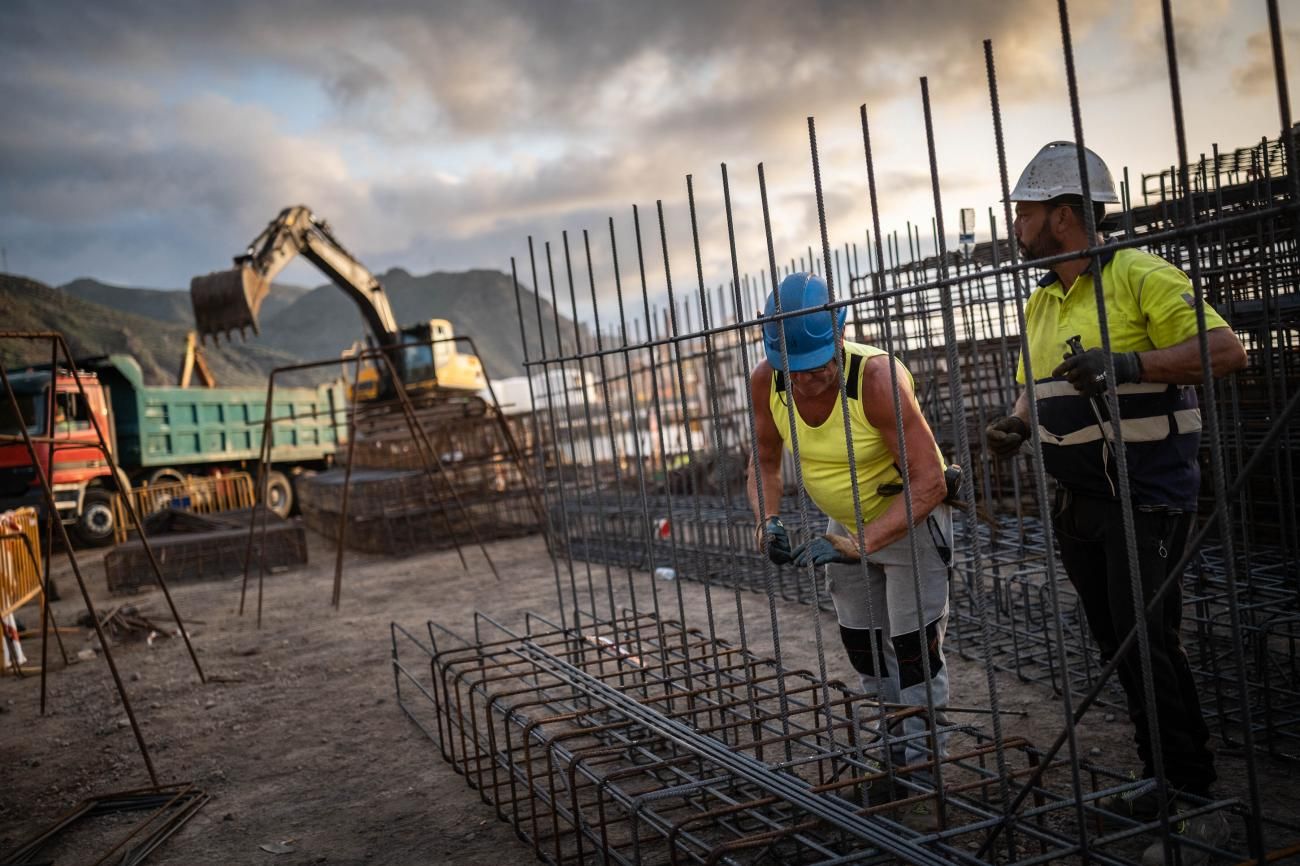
60, 278, 313, 325
1, 274, 308, 386
60, 278, 194, 324
258, 268, 583, 380
4, 269, 581, 386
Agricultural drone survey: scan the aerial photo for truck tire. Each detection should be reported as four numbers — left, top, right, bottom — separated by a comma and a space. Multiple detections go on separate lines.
146, 467, 186, 487
264, 470, 293, 519
72, 487, 117, 548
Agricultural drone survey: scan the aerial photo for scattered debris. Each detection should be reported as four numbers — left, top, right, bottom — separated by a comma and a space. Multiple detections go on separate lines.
1, 784, 209, 865
77, 604, 173, 643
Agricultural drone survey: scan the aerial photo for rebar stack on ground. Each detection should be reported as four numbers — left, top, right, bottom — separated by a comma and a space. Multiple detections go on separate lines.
397, 1, 1300, 863
394, 613, 1280, 865
296, 341, 543, 559
105, 509, 307, 594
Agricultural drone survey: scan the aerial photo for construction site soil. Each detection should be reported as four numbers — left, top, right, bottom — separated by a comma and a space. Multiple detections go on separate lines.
1, 529, 1294, 865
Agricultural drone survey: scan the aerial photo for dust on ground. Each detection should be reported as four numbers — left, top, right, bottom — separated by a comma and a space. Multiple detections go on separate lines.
0, 529, 1292, 864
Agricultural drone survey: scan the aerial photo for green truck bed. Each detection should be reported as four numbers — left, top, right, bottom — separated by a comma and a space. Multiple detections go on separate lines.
91, 355, 344, 470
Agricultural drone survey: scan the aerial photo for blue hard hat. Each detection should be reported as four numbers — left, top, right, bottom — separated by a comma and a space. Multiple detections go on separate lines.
763, 272, 845, 371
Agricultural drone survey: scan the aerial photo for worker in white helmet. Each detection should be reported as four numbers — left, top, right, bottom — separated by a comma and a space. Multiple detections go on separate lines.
986, 141, 1246, 866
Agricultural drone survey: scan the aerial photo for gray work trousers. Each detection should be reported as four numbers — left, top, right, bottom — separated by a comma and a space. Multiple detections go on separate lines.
825, 504, 952, 771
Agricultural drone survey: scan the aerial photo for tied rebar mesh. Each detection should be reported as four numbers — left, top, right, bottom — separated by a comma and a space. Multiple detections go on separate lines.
393, 1, 1300, 863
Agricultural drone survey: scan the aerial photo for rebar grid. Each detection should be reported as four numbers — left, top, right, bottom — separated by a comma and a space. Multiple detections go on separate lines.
543, 497, 1300, 756
393, 613, 1295, 865
397, 2, 1300, 864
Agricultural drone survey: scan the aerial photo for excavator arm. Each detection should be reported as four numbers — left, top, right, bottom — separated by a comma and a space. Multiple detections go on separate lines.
191, 204, 486, 397
190, 205, 399, 346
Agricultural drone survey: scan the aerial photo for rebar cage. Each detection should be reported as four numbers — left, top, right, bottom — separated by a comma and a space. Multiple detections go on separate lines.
394, 2, 1300, 864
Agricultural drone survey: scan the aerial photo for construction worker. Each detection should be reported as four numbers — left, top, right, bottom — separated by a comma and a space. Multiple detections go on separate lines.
747, 272, 953, 827
986, 141, 1246, 864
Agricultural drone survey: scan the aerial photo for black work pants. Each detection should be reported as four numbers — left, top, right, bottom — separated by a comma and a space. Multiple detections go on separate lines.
1052, 492, 1216, 794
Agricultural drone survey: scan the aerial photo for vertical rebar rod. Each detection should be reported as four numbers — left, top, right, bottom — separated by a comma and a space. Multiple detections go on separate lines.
1056, 9, 1173, 842
633, 204, 697, 710
755, 162, 837, 742
1159, 1, 1265, 855
545, 239, 600, 625
561, 231, 622, 643
657, 193, 729, 734
976, 36, 1089, 857
528, 238, 582, 632
720, 162, 794, 758
606, 216, 675, 693
511, 257, 569, 633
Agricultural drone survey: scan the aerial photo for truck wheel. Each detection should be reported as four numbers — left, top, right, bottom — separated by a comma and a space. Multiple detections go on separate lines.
264, 470, 293, 519
72, 487, 117, 548
146, 467, 186, 487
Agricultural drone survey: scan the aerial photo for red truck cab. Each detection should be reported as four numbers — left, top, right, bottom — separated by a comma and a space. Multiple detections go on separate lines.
0, 369, 122, 546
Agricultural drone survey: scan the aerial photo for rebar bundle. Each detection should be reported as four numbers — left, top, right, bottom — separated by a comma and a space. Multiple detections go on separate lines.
393, 612, 1297, 865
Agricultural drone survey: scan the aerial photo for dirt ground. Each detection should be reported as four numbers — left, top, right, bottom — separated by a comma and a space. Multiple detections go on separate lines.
1, 527, 1295, 865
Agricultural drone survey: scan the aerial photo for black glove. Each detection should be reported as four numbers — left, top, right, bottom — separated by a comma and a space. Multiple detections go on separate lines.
759, 516, 793, 565
985, 416, 1029, 458
791, 534, 861, 566
1052, 348, 1142, 397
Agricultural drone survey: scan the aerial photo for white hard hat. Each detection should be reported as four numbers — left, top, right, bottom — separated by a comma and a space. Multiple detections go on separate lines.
1009, 141, 1119, 203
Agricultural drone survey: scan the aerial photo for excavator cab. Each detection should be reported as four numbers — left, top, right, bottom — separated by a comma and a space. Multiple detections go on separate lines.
397, 320, 486, 393
342, 321, 485, 402
190, 265, 271, 341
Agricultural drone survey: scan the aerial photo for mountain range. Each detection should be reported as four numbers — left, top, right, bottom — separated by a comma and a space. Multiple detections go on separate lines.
1, 268, 580, 387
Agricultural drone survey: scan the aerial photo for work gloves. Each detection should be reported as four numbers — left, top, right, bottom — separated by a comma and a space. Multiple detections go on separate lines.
758, 516, 793, 565
985, 416, 1029, 458
1052, 349, 1143, 398
791, 533, 861, 566
759, 516, 860, 567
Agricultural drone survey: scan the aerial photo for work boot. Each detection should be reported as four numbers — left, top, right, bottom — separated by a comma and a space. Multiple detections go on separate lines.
1139, 809, 1231, 866
862, 770, 903, 809
1098, 778, 1164, 828
897, 797, 942, 834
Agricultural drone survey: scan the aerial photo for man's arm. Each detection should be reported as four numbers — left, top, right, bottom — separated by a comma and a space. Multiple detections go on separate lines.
1011, 390, 1028, 422
857, 355, 948, 554
1136, 327, 1246, 384
746, 360, 784, 529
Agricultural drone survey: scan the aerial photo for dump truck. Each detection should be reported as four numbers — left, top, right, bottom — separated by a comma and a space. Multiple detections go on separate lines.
190, 205, 486, 398
0, 354, 345, 547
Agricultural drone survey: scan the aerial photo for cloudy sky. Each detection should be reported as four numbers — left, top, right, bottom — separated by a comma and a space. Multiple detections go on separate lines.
1, 0, 1294, 320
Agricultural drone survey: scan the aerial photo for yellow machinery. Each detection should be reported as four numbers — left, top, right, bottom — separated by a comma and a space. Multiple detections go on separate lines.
190, 205, 485, 397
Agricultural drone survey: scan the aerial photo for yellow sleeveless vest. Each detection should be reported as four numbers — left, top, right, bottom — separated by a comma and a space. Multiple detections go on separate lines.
769, 342, 929, 528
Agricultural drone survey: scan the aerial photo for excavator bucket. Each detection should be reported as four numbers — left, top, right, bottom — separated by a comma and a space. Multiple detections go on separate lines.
189, 266, 271, 342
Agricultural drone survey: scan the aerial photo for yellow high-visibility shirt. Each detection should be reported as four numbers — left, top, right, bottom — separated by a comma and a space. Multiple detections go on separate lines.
1016, 247, 1229, 385
769, 341, 941, 528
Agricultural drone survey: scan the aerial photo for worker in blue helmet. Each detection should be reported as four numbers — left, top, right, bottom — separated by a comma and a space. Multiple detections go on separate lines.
747, 271, 954, 830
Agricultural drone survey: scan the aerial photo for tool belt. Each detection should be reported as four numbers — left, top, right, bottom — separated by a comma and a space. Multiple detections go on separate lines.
876, 463, 964, 506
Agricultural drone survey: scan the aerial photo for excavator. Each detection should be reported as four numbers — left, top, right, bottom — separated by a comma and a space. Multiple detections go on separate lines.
189, 205, 485, 399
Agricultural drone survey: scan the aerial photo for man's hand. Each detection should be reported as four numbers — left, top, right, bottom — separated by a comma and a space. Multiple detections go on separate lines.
791, 533, 861, 566
985, 416, 1029, 458
1052, 348, 1142, 397
758, 516, 793, 564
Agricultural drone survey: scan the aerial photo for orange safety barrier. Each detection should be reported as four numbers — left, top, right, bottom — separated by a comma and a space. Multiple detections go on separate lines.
0, 507, 44, 674
113, 472, 257, 544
